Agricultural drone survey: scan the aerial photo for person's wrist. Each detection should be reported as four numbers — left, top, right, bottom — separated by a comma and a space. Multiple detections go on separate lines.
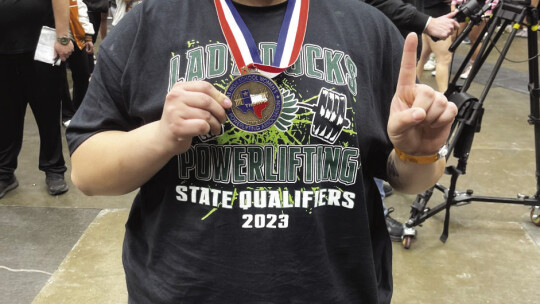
57, 35, 70, 46
423, 17, 432, 33
394, 145, 448, 164
85, 34, 93, 42
153, 120, 188, 157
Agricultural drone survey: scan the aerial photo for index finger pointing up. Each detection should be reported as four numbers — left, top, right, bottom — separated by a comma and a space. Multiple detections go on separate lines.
396, 33, 419, 98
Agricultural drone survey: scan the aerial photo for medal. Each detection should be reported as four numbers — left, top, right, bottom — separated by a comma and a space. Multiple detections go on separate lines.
214, 0, 309, 132
224, 73, 283, 133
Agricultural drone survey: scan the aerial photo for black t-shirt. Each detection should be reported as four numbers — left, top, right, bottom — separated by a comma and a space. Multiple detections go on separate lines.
0, 0, 55, 54
67, 0, 403, 303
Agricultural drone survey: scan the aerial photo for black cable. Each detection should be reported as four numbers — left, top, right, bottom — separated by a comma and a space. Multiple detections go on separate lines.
482, 29, 540, 63
481, 0, 540, 63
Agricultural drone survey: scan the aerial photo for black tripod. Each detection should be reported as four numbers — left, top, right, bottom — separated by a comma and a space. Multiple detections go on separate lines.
402, 0, 540, 249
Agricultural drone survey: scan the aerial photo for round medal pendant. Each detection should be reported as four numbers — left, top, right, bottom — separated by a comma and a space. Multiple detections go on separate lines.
224, 73, 283, 133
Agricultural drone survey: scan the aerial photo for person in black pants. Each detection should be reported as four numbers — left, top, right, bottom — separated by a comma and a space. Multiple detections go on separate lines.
0, 0, 73, 198
62, 0, 95, 126
62, 42, 94, 125
83, 0, 110, 73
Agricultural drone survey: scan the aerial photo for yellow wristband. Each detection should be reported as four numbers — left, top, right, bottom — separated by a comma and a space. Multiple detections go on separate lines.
394, 146, 447, 164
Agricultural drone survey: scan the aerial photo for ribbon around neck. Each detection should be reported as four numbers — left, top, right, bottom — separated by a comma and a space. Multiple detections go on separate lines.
214, 0, 309, 78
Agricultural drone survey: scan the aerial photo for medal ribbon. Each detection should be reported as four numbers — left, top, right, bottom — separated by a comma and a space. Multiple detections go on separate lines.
214, 0, 309, 78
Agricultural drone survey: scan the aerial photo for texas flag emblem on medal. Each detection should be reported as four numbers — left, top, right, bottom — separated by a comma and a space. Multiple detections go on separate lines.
225, 73, 283, 133
237, 89, 269, 119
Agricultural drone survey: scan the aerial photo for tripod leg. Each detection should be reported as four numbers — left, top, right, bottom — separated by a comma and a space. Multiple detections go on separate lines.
525, 7, 540, 198
440, 166, 462, 243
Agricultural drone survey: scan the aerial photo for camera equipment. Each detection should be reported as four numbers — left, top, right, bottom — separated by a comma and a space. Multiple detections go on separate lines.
401, 0, 540, 249
450, 0, 494, 50
455, 0, 487, 22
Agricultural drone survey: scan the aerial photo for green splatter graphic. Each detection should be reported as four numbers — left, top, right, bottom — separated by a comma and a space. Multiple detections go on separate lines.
196, 61, 359, 221
215, 77, 316, 147
201, 188, 239, 221
187, 39, 200, 48
201, 207, 219, 220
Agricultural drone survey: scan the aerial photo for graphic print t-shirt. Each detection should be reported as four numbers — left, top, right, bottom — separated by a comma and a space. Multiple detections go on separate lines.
67, 0, 404, 303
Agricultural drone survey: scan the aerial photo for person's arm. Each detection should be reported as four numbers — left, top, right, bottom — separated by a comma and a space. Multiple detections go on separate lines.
78, 0, 95, 36
366, 0, 459, 40
386, 33, 457, 193
77, 0, 95, 53
100, 11, 108, 39
52, 0, 74, 61
386, 150, 446, 194
424, 11, 460, 40
70, 81, 232, 196
365, 0, 430, 33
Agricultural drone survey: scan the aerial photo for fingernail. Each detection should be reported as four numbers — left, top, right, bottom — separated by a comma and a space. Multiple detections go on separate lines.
224, 97, 232, 107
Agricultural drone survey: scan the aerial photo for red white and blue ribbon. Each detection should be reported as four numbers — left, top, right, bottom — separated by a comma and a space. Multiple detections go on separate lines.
214, 0, 309, 78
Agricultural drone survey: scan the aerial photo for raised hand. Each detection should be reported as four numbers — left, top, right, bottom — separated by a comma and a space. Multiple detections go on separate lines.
387, 33, 457, 157
159, 81, 232, 155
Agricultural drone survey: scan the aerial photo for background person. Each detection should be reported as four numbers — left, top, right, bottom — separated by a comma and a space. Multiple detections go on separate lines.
416, 0, 456, 92
366, 0, 459, 57
0, 0, 73, 198
62, 0, 96, 127
112, 0, 143, 26
452, 0, 499, 79
82, 0, 110, 73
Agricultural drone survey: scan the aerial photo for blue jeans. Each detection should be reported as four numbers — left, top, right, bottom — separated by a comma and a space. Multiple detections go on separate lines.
374, 178, 388, 216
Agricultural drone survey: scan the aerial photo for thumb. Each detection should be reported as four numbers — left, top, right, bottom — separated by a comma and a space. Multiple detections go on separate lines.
388, 107, 426, 135
445, 10, 458, 18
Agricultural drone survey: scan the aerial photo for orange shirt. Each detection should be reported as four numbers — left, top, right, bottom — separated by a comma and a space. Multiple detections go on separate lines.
69, 0, 86, 50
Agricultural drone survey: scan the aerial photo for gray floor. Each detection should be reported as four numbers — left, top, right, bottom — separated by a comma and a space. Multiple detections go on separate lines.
1, 30, 540, 303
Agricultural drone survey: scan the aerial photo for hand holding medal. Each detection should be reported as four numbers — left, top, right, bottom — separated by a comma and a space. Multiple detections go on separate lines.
387, 33, 458, 158
159, 81, 232, 155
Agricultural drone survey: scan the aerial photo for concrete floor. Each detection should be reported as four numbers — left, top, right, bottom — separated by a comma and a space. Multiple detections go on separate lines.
1, 29, 540, 303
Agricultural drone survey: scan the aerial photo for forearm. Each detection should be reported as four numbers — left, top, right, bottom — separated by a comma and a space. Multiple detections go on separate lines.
386, 150, 446, 194
52, 0, 70, 36
78, 1, 95, 36
71, 121, 176, 196
366, 0, 429, 33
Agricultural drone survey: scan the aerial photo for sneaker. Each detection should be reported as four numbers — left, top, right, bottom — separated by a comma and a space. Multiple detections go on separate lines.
0, 176, 18, 199
431, 70, 436, 77
423, 53, 436, 71
383, 183, 393, 197
385, 207, 404, 242
460, 63, 473, 79
516, 29, 528, 38
45, 175, 68, 196
462, 36, 471, 45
